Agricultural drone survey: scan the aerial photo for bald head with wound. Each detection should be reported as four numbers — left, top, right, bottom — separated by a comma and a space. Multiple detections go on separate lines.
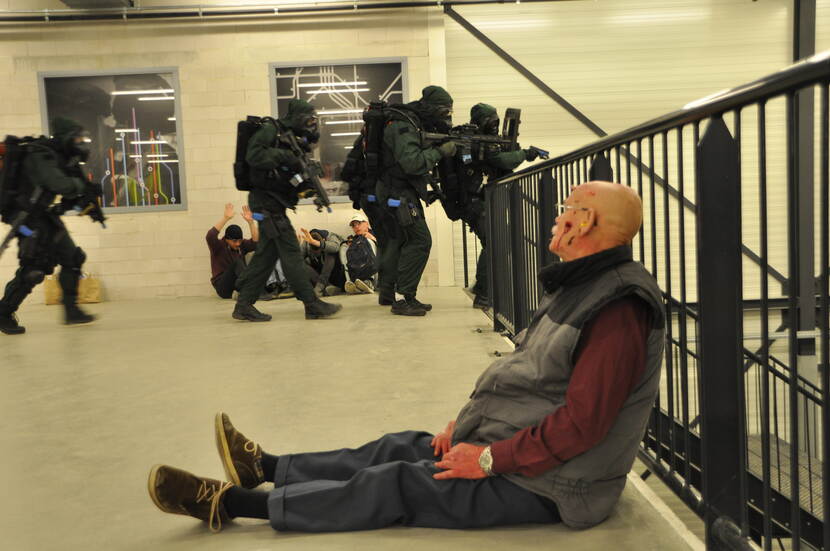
549, 181, 642, 262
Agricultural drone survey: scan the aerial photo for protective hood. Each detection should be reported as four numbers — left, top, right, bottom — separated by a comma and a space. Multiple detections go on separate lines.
420, 85, 453, 107
50, 117, 89, 160
282, 99, 319, 143
470, 103, 497, 127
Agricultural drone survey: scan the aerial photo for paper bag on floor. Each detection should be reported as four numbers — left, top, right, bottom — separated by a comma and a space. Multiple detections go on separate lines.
44, 273, 103, 305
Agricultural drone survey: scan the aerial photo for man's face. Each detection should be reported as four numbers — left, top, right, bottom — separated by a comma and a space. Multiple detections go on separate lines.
549, 193, 591, 261
225, 238, 243, 251
350, 220, 369, 235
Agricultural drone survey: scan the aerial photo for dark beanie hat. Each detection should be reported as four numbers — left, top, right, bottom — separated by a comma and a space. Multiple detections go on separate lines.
224, 225, 243, 240
420, 85, 453, 107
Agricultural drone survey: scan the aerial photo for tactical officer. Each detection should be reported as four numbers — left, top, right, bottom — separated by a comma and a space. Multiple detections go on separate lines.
0, 118, 102, 335
460, 103, 540, 309
376, 85, 457, 316
232, 99, 341, 322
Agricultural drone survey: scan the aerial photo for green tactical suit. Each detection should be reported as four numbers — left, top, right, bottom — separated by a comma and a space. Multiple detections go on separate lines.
375, 105, 442, 299
235, 120, 315, 305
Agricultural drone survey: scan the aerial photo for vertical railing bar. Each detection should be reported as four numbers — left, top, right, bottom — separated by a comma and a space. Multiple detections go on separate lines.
662, 130, 677, 477
819, 81, 829, 551
785, 91, 802, 550
733, 107, 750, 537
692, 120, 701, 440
758, 99, 773, 551
615, 145, 621, 184
636, 139, 645, 264
649, 135, 658, 279
677, 125, 693, 493
647, 133, 663, 473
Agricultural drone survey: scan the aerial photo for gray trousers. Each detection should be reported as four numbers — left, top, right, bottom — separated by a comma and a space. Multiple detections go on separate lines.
267, 431, 560, 532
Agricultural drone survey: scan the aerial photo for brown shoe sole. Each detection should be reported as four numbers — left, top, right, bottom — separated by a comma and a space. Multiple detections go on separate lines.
214, 412, 242, 487
148, 464, 181, 516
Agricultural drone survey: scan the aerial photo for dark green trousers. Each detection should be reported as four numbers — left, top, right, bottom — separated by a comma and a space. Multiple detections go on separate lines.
236, 213, 314, 305
0, 225, 82, 314
379, 206, 431, 298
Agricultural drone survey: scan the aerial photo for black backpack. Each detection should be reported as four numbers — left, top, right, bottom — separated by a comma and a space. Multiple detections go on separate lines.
346, 234, 378, 280
233, 115, 277, 192
0, 135, 39, 224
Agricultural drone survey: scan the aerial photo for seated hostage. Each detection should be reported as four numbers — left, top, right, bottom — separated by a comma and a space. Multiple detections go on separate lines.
232, 99, 342, 322
147, 181, 666, 533
206, 203, 258, 299
297, 227, 346, 296
463, 103, 541, 309
340, 212, 378, 294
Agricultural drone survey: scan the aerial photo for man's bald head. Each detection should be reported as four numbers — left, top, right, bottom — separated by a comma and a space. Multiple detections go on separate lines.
549, 181, 642, 261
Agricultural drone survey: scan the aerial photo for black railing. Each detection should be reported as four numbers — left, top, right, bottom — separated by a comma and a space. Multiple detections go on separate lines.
467, 51, 830, 550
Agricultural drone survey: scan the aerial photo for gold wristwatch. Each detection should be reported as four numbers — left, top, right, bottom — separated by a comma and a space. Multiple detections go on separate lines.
478, 445, 495, 476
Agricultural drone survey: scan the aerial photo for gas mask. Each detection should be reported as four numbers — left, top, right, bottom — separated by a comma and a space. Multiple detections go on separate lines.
67, 131, 92, 163
294, 114, 320, 144
480, 115, 500, 136
421, 103, 453, 133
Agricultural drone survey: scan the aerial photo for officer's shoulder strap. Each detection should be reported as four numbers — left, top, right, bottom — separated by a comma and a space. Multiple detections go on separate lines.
385, 107, 420, 131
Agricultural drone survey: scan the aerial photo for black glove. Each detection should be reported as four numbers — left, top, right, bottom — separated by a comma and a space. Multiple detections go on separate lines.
524, 148, 540, 162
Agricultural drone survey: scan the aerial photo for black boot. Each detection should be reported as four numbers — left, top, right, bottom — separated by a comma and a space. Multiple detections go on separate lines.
391, 298, 427, 317
0, 312, 25, 335
65, 304, 96, 325
304, 298, 342, 320
409, 296, 432, 311
472, 295, 490, 309
378, 289, 395, 306
232, 302, 272, 322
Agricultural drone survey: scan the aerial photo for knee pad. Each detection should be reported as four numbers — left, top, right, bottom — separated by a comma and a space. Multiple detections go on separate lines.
73, 247, 87, 268
23, 269, 46, 286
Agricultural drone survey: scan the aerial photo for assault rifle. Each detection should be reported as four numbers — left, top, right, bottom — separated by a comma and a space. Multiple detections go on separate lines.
279, 130, 332, 213
420, 107, 525, 164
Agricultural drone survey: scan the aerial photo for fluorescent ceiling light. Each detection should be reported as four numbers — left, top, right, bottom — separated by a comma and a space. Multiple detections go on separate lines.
129, 154, 142, 158
148, 160, 178, 164
331, 132, 361, 137
111, 89, 175, 96
298, 81, 367, 88
131, 140, 168, 145
343, 146, 353, 149
138, 96, 175, 101
318, 109, 362, 115
146, 154, 169, 158
115, 128, 138, 133
325, 120, 364, 125
167, 117, 176, 121
306, 88, 369, 95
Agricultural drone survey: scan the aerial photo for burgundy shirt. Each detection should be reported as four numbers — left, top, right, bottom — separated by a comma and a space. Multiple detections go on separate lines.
490, 296, 652, 476
206, 227, 256, 283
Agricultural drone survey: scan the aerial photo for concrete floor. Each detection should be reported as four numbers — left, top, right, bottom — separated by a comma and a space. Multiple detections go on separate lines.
0, 288, 701, 550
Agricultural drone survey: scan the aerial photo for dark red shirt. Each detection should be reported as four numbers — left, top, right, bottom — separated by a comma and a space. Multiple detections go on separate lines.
206, 227, 256, 283
490, 296, 652, 476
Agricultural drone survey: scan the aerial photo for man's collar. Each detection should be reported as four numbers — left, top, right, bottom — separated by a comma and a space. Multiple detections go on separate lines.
538, 245, 633, 294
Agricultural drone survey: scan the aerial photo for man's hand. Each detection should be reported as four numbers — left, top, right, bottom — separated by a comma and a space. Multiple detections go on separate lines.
430, 420, 455, 457
224, 203, 235, 219
437, 141, 457, 159
298, 227, 321, 248
241, 205, 253, 223
433, 443, 488, 480
524, 148, 540, 162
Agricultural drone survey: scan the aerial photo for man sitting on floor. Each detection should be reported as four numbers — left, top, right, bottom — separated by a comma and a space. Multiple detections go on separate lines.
341, 212, 378, 295
206, 203, 258, 299
148, 180, 665, 534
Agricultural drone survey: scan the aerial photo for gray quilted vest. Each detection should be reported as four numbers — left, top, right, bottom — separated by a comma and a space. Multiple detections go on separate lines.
453, 255, 665, 529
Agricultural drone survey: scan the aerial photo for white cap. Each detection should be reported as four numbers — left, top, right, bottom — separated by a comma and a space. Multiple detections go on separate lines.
349, 212, 368, 224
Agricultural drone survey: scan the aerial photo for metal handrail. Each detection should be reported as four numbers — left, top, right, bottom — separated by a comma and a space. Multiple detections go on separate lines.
497, 50, 830, 186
